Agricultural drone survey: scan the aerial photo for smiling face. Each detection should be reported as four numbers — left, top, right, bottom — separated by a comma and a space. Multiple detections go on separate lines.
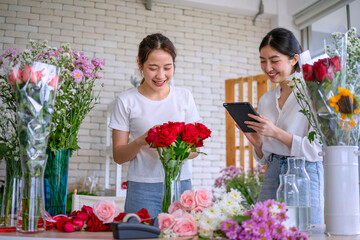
139, 49, 174, 93
260, 45, 297, 84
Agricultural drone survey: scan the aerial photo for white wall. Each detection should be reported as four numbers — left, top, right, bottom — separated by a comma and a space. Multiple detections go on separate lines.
0, 0, 272, 191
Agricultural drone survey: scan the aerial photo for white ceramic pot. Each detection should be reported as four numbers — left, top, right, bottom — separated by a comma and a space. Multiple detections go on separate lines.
323, 146, 360, 235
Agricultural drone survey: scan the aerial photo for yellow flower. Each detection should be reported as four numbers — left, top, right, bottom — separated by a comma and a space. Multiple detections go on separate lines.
329, 87, 359, 129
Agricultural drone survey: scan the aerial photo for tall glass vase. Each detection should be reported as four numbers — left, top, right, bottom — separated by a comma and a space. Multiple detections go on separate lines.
161, 160, 182, 213
13, 62, 58, 233
44, 149, 70, 216
0, 157, 21, 228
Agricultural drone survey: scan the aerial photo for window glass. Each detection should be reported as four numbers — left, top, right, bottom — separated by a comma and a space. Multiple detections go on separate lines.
310, 7, 347, 57
349, 0, 360, 30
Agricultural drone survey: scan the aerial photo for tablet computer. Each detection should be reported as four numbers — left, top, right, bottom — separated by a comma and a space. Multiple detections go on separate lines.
223, 102, 259, 133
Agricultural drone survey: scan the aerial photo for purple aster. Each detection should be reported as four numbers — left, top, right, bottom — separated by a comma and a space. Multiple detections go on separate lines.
72, 69, 83, 82
91, 58, 105, 69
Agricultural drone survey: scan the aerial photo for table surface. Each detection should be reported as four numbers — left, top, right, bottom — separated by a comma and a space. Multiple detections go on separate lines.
1, 225, 360, 239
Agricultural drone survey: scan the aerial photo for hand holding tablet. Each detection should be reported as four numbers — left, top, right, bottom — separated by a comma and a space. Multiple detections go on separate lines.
223, 102, 259, 132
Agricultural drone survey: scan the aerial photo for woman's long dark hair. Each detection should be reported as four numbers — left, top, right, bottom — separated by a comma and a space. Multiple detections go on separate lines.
138, 33, 176, 84
259, 28, 302, 71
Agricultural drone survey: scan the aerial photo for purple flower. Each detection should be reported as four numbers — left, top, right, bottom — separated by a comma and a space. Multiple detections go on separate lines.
72, 69, 83, 82
220, 219, 241, 239
91, 58, 105, 69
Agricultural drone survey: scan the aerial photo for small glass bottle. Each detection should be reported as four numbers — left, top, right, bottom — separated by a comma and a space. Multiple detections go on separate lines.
276, 174, 299, 228
287, 157, 311, 231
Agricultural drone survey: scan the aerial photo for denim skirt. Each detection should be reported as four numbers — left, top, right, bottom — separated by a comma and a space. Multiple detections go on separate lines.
124, 180, 192, 218
258, 154, 324, 224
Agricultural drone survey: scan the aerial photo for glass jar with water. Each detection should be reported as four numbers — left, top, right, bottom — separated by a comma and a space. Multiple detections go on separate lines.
287, 157, 311, 232
276, 174, 299, 228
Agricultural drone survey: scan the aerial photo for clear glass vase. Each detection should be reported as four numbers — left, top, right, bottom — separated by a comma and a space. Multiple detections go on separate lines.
161, 160, 182, 213
0, 157, 21, 228
287, 157, 311, 231
44, 149, 70, 216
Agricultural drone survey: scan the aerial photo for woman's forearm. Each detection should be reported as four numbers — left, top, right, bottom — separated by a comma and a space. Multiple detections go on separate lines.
113, 138, 144, 164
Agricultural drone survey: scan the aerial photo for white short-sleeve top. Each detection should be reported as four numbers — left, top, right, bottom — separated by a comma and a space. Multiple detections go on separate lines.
254, 84, 322, 164
109, 86, 201, 183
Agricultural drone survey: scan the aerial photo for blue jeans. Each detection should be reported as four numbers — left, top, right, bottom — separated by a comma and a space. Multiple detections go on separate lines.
124, 180, 192, 218
258, 154, 324, 224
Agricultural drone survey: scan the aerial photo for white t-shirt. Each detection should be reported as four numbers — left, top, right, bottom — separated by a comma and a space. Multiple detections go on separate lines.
254, 84, 322, 164
109, 86, 201, 183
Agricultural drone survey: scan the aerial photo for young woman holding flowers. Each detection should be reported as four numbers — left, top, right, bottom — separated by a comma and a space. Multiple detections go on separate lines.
242, 28, 324, 224
108, 33, 201, 217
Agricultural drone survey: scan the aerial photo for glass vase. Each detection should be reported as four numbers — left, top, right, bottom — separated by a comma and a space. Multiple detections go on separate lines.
161, 160, 182, 213
0, 156, 21, 228
14, 62, 58, 233
44, 149, 70, 216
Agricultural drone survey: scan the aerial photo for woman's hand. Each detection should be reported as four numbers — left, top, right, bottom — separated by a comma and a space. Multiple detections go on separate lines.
244, 113, 278, 138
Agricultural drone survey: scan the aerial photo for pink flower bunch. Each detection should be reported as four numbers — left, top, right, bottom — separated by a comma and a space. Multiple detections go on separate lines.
158, 189, 213, 237
220, 199, 308, 240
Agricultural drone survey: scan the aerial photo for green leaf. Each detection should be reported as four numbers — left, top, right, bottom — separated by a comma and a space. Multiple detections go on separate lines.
233, 215, 250, 223
0, 143, 10, 158
308, 131, 316, 143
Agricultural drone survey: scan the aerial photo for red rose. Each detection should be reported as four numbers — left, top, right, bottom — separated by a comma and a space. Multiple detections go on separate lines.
55, 217, 72, 232
157, 123, 179, 146
113, 212, 126, 222
70, 210, 92, 222
195, 139, 204, 147
302, 64, 313, 81
167, 121, 184, 135
194, 123, 211, 139
181, 124, 199, 144
136, 208, 151, 224
330, 55, 341, 71
145, 127, 160, 147
72, 218, 85, 231
64, 222, 75, 232
81, 205, 93, 214
85, 214, 110, 232
313, 59, 328, 82
121, 181, 127, 189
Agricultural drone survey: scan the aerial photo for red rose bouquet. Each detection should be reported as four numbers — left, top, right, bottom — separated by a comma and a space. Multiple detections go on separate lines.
290, 28, 360, 146
145, 122, 211, 213
51, 200, 151, 232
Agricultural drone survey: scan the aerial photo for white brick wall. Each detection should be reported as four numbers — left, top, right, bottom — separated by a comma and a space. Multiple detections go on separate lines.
0, 0, 271, 191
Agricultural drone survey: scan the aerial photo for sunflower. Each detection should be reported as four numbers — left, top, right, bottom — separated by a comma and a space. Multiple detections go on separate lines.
329, 86, 359, 129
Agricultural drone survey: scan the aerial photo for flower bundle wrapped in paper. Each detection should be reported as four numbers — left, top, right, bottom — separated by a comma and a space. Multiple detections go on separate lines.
291, 28, 360, 146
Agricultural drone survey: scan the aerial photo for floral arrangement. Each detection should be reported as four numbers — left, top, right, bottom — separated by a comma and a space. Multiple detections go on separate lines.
0, 40, 104, 156
158, 189, 307, 239
214, 165, 264, 209
51, 200, 150, 232
290, 28, 360, 146
219, 199, 308, 240
145, 121, 211, 212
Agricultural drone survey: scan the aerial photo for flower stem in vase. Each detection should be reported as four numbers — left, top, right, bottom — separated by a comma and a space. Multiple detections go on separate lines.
161, 160, 182, 213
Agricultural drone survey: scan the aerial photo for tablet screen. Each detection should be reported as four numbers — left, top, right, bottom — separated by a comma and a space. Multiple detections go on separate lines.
223, 102, 259, 132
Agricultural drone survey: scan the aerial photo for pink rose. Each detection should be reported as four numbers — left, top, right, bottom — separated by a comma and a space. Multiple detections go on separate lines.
180, 190, 196, 211
9, 68, 22, 84
93, 200, 121, 224
195, 189, 213, 208
158, 213, 175, 231
171, 209, 186, 218
192, 206, 204, 213
168, 201, 185, 214
22, 65, 43, 83
49, 74, 59, 89
172, 214, 197, 237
